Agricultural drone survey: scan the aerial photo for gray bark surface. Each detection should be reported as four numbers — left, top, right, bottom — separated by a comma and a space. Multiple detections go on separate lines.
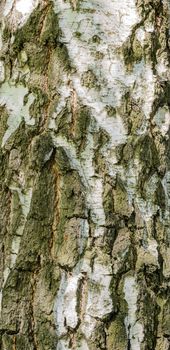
0, 0, 170, 349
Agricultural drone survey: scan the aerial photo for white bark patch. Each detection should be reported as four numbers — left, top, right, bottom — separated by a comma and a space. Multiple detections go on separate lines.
16, 0, 38, 15
53, 0, 140, 47
136, 28, 146, 46
3, 0, 14, 16
162, 247, 170, 278
124, 276, 144, 350
10, 236, 21, 266
147, 238, 159, 261
162, 171, 170, 199
88, 178, 106, 237
43, 149, 53, 163
72, 73, 128, 143
56, 339, 70, 350
77, 339, 90, 350
54, 272, 67, 337
154, 106, 170, 137
0, 83, 35, 147
86, 263, 113, 318
0, 61, 5, 83
57, 338, 90, 350
81, 262, 113, 338
144, 22, 154, 33
156, 58, 170, 80
52, 0, 140, 144
132, 62, 156, 120
54, 270, 83, 336
4, 0, 39, 27
64, 275, 80, 329
54, 259, 113, 341
80, 128, 96, 179
81, 314, 96, 340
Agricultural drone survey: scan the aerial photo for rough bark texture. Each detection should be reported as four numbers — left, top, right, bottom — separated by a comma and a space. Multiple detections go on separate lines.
0, 0, 170, 349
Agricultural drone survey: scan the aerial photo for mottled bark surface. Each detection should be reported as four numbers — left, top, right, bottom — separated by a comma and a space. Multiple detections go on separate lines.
0, 0, 170, 349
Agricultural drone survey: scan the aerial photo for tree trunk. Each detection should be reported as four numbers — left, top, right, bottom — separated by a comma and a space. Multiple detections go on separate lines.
0, 0, 170, 349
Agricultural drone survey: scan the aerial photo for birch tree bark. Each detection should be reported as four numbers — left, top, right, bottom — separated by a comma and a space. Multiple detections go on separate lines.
0, 0, 170, 349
